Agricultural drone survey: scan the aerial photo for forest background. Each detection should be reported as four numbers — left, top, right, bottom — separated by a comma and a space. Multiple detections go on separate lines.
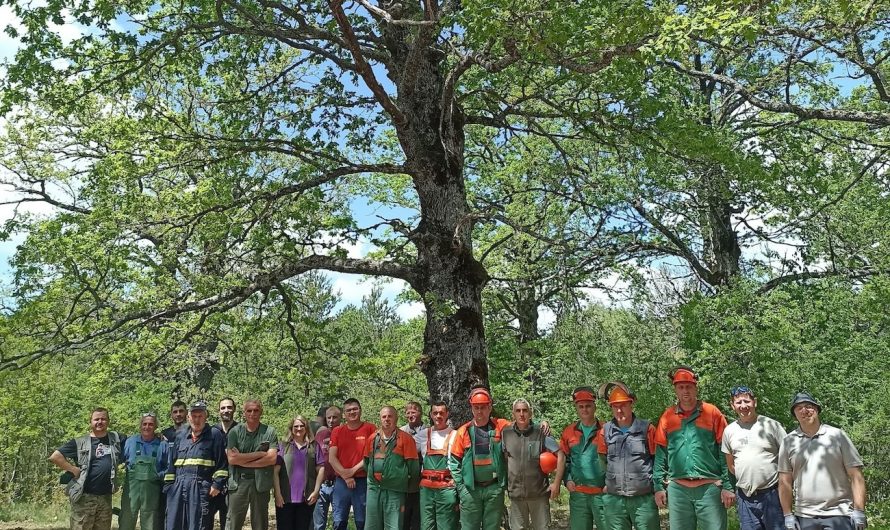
0, 0, 888, 525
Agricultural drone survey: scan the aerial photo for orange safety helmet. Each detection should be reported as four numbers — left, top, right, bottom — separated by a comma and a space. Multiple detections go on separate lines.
571, 386, 596, 403
670, 366, 698, 385
468, 387, 493, 405
539, 451, 558, 474
608, 386, 634, 405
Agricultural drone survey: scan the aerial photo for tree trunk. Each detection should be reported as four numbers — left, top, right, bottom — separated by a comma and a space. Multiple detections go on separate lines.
386, 29, 490, 426
700, 168, 741, 287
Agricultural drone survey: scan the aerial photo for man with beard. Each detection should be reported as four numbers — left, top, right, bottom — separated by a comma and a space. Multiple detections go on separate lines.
209, 397, 238, 530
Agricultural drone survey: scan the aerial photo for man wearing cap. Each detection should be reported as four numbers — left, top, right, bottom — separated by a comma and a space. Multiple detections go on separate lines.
119, 412, 168, 530
164, 400, 228, 530
554, 386, 607, 530
597, 382, 659, 530
363, 406, 421, 530
654, 366, 734, 530
778, 392, 867, 530
314, 405, 342, 530
417, 401, 458, 530
226, 398, 279, 530
49, 407, 125, 530
401, 401, 425, 530
722, 386, 786, 530
329, 398, 377, 530
502, 398, 559, 530
448, 386, 511, 530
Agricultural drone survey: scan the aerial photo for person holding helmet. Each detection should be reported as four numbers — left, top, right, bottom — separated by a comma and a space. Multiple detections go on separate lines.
447, 386, 511, 530
597, 382, 659, 530
501, 398, 560, 530
778, 392, 867, 530
554, 386, 607, 530
654, 366, 733, 530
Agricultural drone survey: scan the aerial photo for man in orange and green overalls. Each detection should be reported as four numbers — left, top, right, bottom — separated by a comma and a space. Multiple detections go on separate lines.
448, 387, 511, 530
418, 402, 458, 530
554, 386, 608, 530
654, 366, 734, 530
364, 406, 420, 530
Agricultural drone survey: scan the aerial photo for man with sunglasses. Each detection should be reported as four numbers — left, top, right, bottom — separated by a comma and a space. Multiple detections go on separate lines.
722, 386, 786, 530
654, 366, 733, 530
119, 413, 168, 530
778, 392, 867, 530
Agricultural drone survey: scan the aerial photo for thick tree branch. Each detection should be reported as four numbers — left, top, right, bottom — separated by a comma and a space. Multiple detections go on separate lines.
661, 59, 890, 126
329, 0, 406, 126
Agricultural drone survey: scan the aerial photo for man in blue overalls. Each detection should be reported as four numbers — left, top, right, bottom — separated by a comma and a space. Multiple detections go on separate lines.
119, 412, 168, 530
164, 401, 228, 530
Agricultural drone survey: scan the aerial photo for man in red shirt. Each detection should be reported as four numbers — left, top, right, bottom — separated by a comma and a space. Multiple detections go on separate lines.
329, 398, 377, 530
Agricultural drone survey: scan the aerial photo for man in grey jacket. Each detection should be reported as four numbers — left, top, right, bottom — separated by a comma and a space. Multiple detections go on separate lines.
502, 399, 559, 530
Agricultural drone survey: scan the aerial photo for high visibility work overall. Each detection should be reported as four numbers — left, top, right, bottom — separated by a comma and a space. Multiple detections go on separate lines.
419, 428, 458, 530
560, 421, 607, 530
365, 430, 419, 530
119, 443, 163, 530
448, 419, 510, 530
164, 425, 228, 530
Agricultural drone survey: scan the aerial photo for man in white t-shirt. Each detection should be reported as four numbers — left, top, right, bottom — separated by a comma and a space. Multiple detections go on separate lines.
722, 386, 786, 530
778, 392, 867, 530
416, 401, 457, 530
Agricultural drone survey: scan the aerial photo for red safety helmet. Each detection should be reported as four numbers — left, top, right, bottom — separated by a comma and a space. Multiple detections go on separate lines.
571, 386, 596, 403
670, 366, 698, 385
468, 388, 493, 405
539, 451, 558, 474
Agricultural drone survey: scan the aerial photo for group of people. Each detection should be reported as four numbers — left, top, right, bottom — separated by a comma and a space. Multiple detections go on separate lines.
49, 366, 868, 530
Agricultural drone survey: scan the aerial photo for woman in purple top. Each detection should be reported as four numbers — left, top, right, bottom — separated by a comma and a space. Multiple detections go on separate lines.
274, 415, 326, 530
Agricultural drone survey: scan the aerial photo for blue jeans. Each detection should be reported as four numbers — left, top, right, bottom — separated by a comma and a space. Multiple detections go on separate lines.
313, 482, 334, 530
736, 486, 783, 530
332, 477, 367, 530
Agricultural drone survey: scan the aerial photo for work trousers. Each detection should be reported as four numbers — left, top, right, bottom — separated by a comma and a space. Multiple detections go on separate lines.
736, 487, 783, 530
419, 486, 458, 530
366, 486, 406, 530
458, 482, 505, 530
797, 516, 854, 530
276, 502, 314, 530
119, 479, 163, 530
332, 476, 368, 530
403, 491, 420, 530
209, 490, 229, 530
312, 482, 334, 530
666, 481, 727, 530
568, 491, 607, 530
227, 478, 271, 530
166, 477, 213, 530
70, 492, 113, 530
601, 493, 659, 530
507, 496, 550, 530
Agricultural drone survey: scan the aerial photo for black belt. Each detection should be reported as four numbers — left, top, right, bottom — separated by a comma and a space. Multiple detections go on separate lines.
739, 484, 777, 498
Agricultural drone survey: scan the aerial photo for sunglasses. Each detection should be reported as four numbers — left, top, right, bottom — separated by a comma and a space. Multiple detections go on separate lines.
141, 412, 158, 419
730, 386, 754, 398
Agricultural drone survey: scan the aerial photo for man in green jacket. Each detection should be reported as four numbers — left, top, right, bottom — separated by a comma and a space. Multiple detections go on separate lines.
654, 367, 734, 530
554, 386, 607, 530
448, 387, 511, 530
226, 399, 279, 530
364, 406, 420, 530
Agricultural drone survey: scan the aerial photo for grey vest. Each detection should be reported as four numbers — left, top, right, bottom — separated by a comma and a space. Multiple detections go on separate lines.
603, 417, 654, 496
66, 432, 122, 503
502, 424, 548, 499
